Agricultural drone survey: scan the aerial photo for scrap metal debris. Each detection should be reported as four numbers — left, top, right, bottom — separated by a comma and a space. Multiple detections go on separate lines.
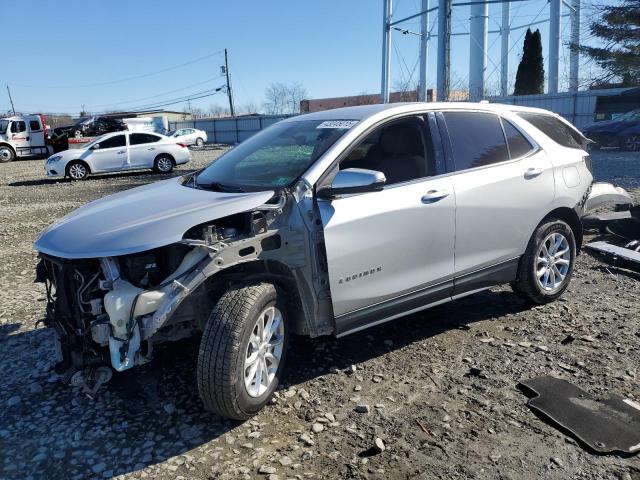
519, 376, 640, 455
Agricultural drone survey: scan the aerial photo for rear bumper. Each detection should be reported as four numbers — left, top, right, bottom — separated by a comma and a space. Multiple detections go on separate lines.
583, 182, 634, 213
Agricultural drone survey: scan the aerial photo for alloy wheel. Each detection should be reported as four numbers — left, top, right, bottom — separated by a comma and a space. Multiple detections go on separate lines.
624, 135, 640, 152
536, 232, 571, 291
157, 157, 173, 172
244, 306, 285, 398
68, 163, 87, 180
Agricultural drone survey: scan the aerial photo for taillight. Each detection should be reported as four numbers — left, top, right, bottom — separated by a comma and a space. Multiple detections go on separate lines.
177, 143, 188, 148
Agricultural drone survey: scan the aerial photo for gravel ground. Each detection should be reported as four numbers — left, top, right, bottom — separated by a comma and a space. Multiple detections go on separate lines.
0, 147, 639, 480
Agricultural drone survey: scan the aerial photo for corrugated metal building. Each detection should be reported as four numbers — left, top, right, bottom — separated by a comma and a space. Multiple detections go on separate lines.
170, 114, 292, 144
489, 87, 640, 129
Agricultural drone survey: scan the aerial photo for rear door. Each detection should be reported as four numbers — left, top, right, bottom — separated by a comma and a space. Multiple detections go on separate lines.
128, 133, 162, 168
437, 110, 555, 292
87, 134, 128, 171
318, 114, 456, 332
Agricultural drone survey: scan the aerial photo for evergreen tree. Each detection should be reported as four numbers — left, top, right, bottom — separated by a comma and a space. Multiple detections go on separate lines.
514, 28, 545, 95
579, 0, 640, 87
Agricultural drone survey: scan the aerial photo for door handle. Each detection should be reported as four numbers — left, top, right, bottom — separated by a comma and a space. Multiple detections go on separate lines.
524, 167, 543, 179
421, 189, 450, 203
147, 147, 155, 151
117, 150, 126, 154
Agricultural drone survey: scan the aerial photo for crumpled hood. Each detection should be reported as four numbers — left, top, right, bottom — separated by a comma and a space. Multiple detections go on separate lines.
34, 177, 274, 259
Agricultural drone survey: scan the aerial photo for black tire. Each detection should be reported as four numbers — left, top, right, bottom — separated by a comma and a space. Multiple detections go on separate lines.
154, 154, 174, 173
195, 138, 204, 147
197, 283, 289, 420
66, 161, 90, 180
0, 145, 15, 163
511, 219, 576, 304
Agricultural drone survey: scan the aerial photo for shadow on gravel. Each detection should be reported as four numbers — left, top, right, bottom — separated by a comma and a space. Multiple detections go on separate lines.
1, 289, 530, 478
0, 322, 21, 340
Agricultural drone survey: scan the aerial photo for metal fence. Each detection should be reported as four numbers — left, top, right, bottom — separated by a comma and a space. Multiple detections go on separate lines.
170, 114, 294, 144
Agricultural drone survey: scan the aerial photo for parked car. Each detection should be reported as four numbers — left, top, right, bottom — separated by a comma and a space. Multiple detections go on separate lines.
44, 131, 191, 180
582, 109, 640, 151
34, 103, 627, 420
59, 116, 127, 139
171, 127, 208, 146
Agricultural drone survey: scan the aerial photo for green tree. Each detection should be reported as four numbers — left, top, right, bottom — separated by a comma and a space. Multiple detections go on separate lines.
514, 28, 545, 95
579, 0, 640, 87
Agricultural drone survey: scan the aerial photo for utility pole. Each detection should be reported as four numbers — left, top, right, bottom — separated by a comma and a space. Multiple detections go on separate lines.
436, 0, 451, 101
380, 0, 393, 103
469, 0, 488, 101
6, 85, 16, 115
223, 48, 235, 117
569, 0, 580, 92
548, 0, 561, 93
418, 0, 430, 101
500, 1, 510, 97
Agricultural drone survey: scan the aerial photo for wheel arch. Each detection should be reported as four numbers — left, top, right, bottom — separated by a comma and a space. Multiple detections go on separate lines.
0, 142, 16, 159
539, 207, 583, 252
66, 159, 92, 175
155, 152, 175, 164
195, 259, 313, 336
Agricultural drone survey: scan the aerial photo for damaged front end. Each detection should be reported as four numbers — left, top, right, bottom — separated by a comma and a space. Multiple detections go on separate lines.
36, 195, 297, 377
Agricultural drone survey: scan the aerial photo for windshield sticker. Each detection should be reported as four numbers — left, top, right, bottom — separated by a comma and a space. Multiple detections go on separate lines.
316, 120, 359, 129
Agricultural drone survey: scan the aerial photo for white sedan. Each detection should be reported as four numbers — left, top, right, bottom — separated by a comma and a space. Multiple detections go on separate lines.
171, 128, 208, 146
44, 131, 191, 180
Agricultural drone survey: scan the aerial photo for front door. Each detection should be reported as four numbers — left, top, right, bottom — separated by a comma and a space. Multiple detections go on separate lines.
9, 120, 29, 151
86, 133, 128, 171
317, 116, 456, 333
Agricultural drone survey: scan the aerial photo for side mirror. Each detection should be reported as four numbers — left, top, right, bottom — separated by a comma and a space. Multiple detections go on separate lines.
91, 143, 100, 150
317, 168, 386, 199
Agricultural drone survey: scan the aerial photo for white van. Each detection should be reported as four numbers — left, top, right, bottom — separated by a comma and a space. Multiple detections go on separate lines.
0, 114, 53, 162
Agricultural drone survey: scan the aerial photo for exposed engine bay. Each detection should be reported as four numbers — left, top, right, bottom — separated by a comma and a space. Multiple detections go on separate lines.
35, 190, 332, 387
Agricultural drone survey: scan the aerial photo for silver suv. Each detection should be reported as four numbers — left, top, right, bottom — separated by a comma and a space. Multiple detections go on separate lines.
35, 103, 603, 419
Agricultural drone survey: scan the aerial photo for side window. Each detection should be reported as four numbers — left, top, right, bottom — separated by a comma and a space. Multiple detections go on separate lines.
130, 133, 160, 145
518, 113, 583, 149
29, 120, 42, 131
11, 121, 27, 133
99, 135, 126, 149
340, 117, 432, 184
443, 112, 509, 171
501, 119, 535, 159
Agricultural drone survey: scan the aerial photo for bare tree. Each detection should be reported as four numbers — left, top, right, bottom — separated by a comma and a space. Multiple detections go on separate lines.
238, 101, 260, 115
263, 82, 308, 114
208, 104, 230, 118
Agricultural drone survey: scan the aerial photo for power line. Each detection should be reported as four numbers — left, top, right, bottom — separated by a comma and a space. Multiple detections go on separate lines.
13, 50, 224, 89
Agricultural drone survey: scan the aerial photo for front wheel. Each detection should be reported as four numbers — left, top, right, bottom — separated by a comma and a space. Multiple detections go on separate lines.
0, 145, 15, 163
66, 161, 89, 180
154, 154, 174, 173
511, 219, 576, 304
197, 283, 289, 420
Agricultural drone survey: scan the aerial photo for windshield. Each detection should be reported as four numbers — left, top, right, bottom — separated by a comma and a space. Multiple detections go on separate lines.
194, 119, 356, 191
619, 110, 640, 121
0, 119, 9, 133
84, 134, 110, 149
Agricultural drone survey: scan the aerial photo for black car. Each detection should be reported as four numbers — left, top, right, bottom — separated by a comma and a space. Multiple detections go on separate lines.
582, 109, 640, 151
58, 116, 127, 139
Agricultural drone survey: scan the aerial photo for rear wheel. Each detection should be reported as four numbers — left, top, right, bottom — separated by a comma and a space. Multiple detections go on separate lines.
511, 219, 576, 304
197, 283, 289, 420
154, 154, 174, 173
623, 135, 640, 152
66, 161, 89, 180
195, 137, 204, 147
0, 145, 15, 163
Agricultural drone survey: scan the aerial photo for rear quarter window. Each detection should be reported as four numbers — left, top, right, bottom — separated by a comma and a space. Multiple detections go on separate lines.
518, 112, 585, 149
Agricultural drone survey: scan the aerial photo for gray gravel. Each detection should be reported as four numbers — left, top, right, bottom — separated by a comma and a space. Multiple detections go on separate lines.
0, 147, 639, 479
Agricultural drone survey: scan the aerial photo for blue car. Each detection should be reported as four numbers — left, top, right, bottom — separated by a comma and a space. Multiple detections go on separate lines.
582, 109, 640, 151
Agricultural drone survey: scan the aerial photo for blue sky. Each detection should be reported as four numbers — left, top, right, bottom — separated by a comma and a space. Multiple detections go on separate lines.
2, 0, 604, 116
